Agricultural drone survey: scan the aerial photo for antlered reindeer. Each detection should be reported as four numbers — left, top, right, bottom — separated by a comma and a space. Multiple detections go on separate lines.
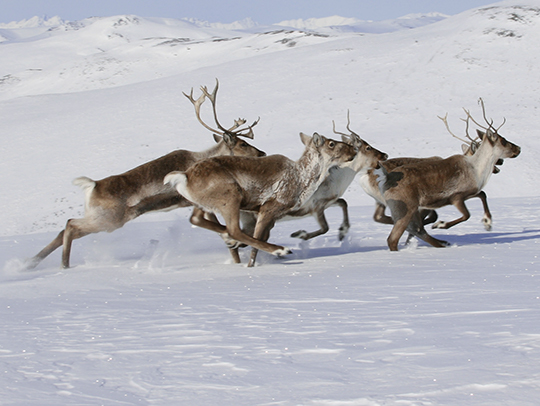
376, 99, 520, 251
358, 110, 505, 241
218, 115, 388, 264
26, 80, 265, 270
288, 114, 388, 241
165, 132, 357, 267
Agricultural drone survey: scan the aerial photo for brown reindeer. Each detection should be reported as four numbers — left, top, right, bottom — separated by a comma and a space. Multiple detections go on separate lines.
165, 132, 357, 267
358, 111, 504, 240
26, 80, 265, 269
376, 99, 520, 251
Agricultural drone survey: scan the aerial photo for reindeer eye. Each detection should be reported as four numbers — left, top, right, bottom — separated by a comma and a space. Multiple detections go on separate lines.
241, 142, 249, 147
328, 141, 335, 148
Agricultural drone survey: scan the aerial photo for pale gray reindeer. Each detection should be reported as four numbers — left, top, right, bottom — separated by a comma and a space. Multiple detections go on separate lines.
376, 99, 520, 251
216, 115, 388, 264
26, 80, 265, 270
287, 114, 388, 241
165, 132, 357, 267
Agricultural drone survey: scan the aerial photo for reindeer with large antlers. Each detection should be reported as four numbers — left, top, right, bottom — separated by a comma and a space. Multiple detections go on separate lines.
25, 80, 265, 270
165, 132, 357, 267
358, 107, 505, 243
376, 99, 520, 251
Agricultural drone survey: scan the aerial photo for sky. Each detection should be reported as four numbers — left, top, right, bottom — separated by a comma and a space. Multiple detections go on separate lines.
1, 0, 501, 25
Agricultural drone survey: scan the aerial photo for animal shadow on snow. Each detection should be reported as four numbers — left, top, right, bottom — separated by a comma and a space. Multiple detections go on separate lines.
443, 229, 540, 246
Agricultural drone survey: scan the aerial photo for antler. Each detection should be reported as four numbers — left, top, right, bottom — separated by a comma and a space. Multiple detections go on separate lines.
462, 98, 506, 133
438, 112, 478, 145
332, 110, 362, 146
184, 79, 259, 139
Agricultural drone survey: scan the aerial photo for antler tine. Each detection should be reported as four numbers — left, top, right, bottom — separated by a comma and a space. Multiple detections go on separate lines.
462, 107, 489, 132
199, 78, 230, 134
235, 117, 260, 139
438, 113, 472, 145
332, 119, 350, 138
344, 110, 362, 141
497, 116, 507, 131
183, 87, 223, 134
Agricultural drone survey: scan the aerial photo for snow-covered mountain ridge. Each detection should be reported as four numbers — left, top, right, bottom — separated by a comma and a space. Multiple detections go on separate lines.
1, 2, 540, 405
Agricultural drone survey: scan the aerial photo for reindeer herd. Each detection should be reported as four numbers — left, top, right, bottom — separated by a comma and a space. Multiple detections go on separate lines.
25, 81, 521, 270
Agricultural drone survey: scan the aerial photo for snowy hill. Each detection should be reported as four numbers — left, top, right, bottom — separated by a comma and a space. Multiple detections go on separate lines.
1, 1, 540, 405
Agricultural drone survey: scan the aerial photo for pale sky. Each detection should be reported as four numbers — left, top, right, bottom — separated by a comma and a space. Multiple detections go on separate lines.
1, 0, 501, 25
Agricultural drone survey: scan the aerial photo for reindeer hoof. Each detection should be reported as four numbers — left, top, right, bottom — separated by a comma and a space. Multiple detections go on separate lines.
220, 233, 241, 249
482, 217, 492, 231
432, 221, 447, 229
273, 247, 292, 257
291, 230, 309, 240
338, 225, 349, 241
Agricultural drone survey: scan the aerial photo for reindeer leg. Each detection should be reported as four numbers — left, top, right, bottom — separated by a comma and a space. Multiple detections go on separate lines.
290, 210, 330, 241
62, 219, 92, 269
432, 198, 471, 230
473, 191, 492, 231
25, 230, 65, 270
373, 202, 394, 225
218, 204, 290, 265
248, 215, 277, 268
407, 213, 449, 248
335, 198, 350, 241
385, 199, 415, 251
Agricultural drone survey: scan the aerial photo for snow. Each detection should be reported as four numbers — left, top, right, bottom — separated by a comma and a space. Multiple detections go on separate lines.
1, 1, 540, 404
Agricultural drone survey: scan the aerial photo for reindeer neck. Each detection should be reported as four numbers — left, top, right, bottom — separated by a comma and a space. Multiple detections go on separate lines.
291, 147, 333, 206
468, 141, 500, 190
193, 141, 230, 160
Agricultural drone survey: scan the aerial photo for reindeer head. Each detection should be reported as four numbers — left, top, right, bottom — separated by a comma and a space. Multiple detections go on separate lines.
332, 111, 388, 172
300, 132, 357, 168
440, 98, 520, 172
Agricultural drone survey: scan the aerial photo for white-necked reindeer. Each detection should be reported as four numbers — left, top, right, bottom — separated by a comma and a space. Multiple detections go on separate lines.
358, 111, 504, 242
376, 99, 520, 251
26, 80, 265, 270
217, 116, 388, 264
165, 132, 357, 267
287, 115, 388, 241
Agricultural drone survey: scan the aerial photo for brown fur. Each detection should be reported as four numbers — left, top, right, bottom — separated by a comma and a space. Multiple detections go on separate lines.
379, 129, 521, 251
26, 133, 265, 270
166, 132, 357, 267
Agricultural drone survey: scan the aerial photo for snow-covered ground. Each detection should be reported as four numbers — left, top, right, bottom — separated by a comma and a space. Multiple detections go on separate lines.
1, 1, 539, 404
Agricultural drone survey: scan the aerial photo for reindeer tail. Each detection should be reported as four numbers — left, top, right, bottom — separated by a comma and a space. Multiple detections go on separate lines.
72, 176, 96, 191
164, 171, 192, 201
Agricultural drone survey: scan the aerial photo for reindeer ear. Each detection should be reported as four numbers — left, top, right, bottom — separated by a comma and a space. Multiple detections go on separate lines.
461, 144, 469, 154
476, 129, 485, 140
312, 132, 325, 148
341, 134, 352, 145
299, 132, 311, 145
486, 128, 498, 143
213, 133, 223, 144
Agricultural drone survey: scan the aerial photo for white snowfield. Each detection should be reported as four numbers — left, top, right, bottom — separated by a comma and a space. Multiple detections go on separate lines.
1, 1, 540, 405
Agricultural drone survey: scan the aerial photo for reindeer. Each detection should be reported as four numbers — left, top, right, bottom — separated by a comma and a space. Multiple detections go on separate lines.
358, 111, 505, 240
25, 80, 265, 270
287, 114, 388, 241
375, 99, 520, 251
216, 115, 388, 264
164, 132, 357, 267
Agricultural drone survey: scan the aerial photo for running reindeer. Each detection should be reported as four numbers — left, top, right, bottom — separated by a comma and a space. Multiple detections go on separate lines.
358, 109, 505, 243
375, 98, 520, 251
165, 132, 357, 267
219, 115, 388, 264
26, 80, 265, 269
287, 114, 388, 241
